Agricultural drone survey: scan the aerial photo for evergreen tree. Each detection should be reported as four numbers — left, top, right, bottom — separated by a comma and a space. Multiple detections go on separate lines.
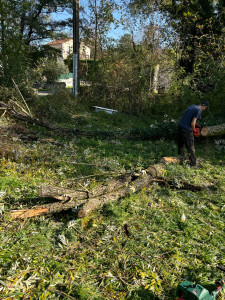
0, 0, 71, 86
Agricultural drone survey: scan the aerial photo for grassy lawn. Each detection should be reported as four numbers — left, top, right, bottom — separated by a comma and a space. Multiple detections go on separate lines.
0, 102, 225, 299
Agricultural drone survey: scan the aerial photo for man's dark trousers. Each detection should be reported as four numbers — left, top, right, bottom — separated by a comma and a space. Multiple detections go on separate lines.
178, 126, 196, 166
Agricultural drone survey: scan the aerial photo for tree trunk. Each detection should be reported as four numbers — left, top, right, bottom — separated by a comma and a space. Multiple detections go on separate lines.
201, 124, 225, 137
40, 174, 132, 200
94, 0, 98, 62
10, 198, 87, 220
152, 64, 160, 93
77, 174, 153, 218
40, 185, 88, 201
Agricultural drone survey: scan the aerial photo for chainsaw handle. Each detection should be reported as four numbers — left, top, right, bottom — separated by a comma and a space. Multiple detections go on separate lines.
193, 128, 201, 137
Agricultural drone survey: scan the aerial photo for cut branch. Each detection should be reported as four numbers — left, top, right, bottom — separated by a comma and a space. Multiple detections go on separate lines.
9, 174, 148, 220
40, 185, 88, 201
9, 99, 31, 117
0, 101, 78, 135
10, 198, 87, 220
77, 174, 153, 218
152, 178, 205, 191
40, 174, 132, 200
11, 78, 32, 117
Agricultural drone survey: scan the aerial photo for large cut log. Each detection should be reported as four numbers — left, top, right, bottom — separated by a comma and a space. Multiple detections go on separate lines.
77, 174, 153, 218
201, 123, 225, 137
7, 160, 179, 220
10, 198, 87, 219
40, 185, 88, 201
77, 172, 212, 218
10, 174, 134, 219
40, 174, 132, 200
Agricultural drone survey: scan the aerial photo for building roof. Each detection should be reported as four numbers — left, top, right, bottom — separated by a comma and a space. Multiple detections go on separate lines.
46, 38, 73, 45
45, 39, 91, 49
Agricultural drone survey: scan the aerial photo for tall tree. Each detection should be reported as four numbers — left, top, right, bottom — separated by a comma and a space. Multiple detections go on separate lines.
81, 0, 117, 60
127, 0, 225, 74
0, 0, 71, 86
162, 0, 223, 73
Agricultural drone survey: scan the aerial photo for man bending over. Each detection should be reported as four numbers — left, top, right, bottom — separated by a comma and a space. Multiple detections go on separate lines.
178, 101, 209, 167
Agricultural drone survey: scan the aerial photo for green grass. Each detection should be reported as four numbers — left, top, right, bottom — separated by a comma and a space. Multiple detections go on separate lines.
0, 102, 225, 299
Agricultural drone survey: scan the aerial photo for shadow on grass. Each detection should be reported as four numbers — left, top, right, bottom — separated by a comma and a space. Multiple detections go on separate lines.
126, 287, 163, 300
7, 196, 62, 207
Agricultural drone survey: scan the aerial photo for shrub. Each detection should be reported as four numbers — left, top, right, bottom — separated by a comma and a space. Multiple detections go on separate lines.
0, 86, 16, 103
32, 89, 75, 124
35, 59, 69, 83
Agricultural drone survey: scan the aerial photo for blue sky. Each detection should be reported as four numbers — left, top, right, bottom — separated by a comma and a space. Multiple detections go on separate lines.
51, 0, 133, 41
49, 1, 166, 47
51, 0, 165, 44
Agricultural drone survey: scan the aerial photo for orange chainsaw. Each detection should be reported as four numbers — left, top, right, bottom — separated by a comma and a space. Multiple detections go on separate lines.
193, 123, 201, 137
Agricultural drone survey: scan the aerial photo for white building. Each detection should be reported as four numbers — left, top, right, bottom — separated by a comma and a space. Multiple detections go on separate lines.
46, 38, 91, 60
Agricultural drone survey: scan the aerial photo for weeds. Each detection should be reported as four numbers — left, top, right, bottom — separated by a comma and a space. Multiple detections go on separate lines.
0, 103, 225, 299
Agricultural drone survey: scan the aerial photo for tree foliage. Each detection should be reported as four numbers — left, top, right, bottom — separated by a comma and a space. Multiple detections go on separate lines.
81, 0, 118, 60
34, 58, 69, 83
0, 0, 71, 86
0, 0, 225, 113
128, 0, 225, 74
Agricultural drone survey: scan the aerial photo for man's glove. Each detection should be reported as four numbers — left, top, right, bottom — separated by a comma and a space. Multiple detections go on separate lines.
193, 123, 201, 137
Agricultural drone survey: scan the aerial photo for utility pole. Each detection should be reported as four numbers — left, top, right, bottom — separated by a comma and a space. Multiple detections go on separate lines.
73, 0, 79, 96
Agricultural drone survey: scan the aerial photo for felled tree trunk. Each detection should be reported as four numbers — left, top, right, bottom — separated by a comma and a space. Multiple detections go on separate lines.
0, 101, 78, 135
77, 174, 153, 218
10, 199, 87, 219
9, 158, 210, 220
10, 174, 133, 219
40, 174, 132, 201
201, 124, 225, 137
8, 160, 176, 220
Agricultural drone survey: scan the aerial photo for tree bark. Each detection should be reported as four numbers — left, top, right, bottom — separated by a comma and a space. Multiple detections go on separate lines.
201, 124, 225, 137
40, 185, 88, 201
10, 198, 87, 220
94, 0, 98, 62
77, 174, 153, 218
152, 64, 160, 93
40, 174, 132, 200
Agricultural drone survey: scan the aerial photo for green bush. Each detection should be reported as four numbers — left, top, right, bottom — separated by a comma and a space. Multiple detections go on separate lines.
35, 58, 69, 83
0, 86, 16, 103
32, 89, 75, 124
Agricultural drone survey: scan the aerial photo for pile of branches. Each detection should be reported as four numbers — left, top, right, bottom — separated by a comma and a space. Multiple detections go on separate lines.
0, 100, 78, 135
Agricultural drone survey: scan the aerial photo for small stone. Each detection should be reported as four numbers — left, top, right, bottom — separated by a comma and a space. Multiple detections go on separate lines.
181, 213, 186, 222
